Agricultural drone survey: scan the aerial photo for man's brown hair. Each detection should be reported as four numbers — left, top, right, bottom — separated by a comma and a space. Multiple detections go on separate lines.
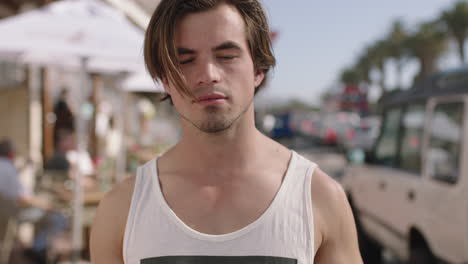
144, 0, 276, 100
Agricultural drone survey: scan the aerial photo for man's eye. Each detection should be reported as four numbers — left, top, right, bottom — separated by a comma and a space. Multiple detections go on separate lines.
179, 58, 194, 65
219, 56, 236, 60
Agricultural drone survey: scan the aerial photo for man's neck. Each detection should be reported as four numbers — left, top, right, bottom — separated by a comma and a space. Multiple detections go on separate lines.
173, 114, 266, 177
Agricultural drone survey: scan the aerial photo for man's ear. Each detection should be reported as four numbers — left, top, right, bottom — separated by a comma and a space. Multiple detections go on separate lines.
162, 77, 172, 95
254, 69, 265, 88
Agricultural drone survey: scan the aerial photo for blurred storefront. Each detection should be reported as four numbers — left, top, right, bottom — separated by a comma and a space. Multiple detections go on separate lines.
0, 1, 180, 260
0, 0, 175, 180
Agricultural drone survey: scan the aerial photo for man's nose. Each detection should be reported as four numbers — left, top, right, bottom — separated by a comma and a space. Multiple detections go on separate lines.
196, 60, 221, 86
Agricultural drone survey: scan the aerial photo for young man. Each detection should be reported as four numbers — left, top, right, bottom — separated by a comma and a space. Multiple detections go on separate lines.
90, 1, 363, 263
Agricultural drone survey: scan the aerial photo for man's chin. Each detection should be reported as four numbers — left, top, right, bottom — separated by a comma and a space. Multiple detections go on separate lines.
198, 120, 232, 134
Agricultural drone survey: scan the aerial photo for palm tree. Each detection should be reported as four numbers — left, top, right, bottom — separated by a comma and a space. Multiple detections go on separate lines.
367, 40, 391, 95
406, 21, 449, 82
355, 52, 372, 85
387, 20, 409, 89
340, 67, 360, 86
441, 1, 468, 63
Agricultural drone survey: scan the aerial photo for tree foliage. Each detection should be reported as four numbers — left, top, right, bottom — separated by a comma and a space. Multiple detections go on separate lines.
337, 1, 468, 99
441, 1, 468, 63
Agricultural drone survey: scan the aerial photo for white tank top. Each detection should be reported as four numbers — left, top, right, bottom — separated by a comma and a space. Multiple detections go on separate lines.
123, 151, 317, 264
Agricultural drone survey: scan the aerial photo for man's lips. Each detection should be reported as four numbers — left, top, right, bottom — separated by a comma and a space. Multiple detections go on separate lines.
194, 93, 228, 104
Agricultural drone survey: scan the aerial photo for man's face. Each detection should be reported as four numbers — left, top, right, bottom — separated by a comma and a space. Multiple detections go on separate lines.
164, 3, 265, 133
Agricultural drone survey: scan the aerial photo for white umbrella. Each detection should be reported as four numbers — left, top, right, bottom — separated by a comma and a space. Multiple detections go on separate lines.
0, 0, 144, 66
123, 70, 165, 93
0, 0, 148, 261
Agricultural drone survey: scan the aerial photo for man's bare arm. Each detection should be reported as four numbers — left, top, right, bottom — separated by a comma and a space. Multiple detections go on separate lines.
90, 177, 135, 264
313, 169, 363, 264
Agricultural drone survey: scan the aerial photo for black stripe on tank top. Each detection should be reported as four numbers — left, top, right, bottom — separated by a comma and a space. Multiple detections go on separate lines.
141, 255, 297, 264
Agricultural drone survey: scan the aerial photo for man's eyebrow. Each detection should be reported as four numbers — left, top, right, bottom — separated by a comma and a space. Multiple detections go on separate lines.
213, 41, 242, 52
177, 47, 196, 55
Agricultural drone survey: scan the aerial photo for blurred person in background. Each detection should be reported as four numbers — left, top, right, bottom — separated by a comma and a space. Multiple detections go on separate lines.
91, 0, 362, 263
0, 138, 50, 213
45, 129, 75, 173
45, 129, 97, 193
53, 88, 75, 149
0, 138, 69, 264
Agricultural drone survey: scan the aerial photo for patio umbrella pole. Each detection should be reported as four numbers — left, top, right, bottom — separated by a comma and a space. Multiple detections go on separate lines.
72, 56, 88, 263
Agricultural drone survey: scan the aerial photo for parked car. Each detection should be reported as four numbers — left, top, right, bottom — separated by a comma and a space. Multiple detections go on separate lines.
289, 111, 322, 142
319, 111, 360, 148
343, 116, 381, 153
270, 112, 294, 139
340, 68, 468, 264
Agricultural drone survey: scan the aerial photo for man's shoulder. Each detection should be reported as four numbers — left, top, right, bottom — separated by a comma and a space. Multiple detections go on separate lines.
308, 165, 362, 262
95, 175, 137, 225
310, 164, 347, 216
311, 168, 346, 205
91, 176, 137, 263
310, 166, 352, 241
100, 176, 136, 209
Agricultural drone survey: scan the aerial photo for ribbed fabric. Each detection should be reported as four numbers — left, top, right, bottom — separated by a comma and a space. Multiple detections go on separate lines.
123, 151, 317, 264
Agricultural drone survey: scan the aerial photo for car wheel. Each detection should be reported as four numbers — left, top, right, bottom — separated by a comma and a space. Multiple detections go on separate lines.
409, 246, 436, 264
359, 232, 382, 264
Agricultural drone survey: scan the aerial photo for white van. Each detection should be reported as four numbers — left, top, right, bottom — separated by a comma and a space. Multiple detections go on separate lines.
341, 68, 468, 264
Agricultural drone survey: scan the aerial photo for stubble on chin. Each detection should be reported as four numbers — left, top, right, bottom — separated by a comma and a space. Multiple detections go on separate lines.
198, 106, 232, 133
176, 104, 232, 134
179, 95, 254, 134
199, 119, 232, 133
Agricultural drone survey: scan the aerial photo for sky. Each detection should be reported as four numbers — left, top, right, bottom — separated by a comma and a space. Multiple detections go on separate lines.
257, 0, 460, 106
